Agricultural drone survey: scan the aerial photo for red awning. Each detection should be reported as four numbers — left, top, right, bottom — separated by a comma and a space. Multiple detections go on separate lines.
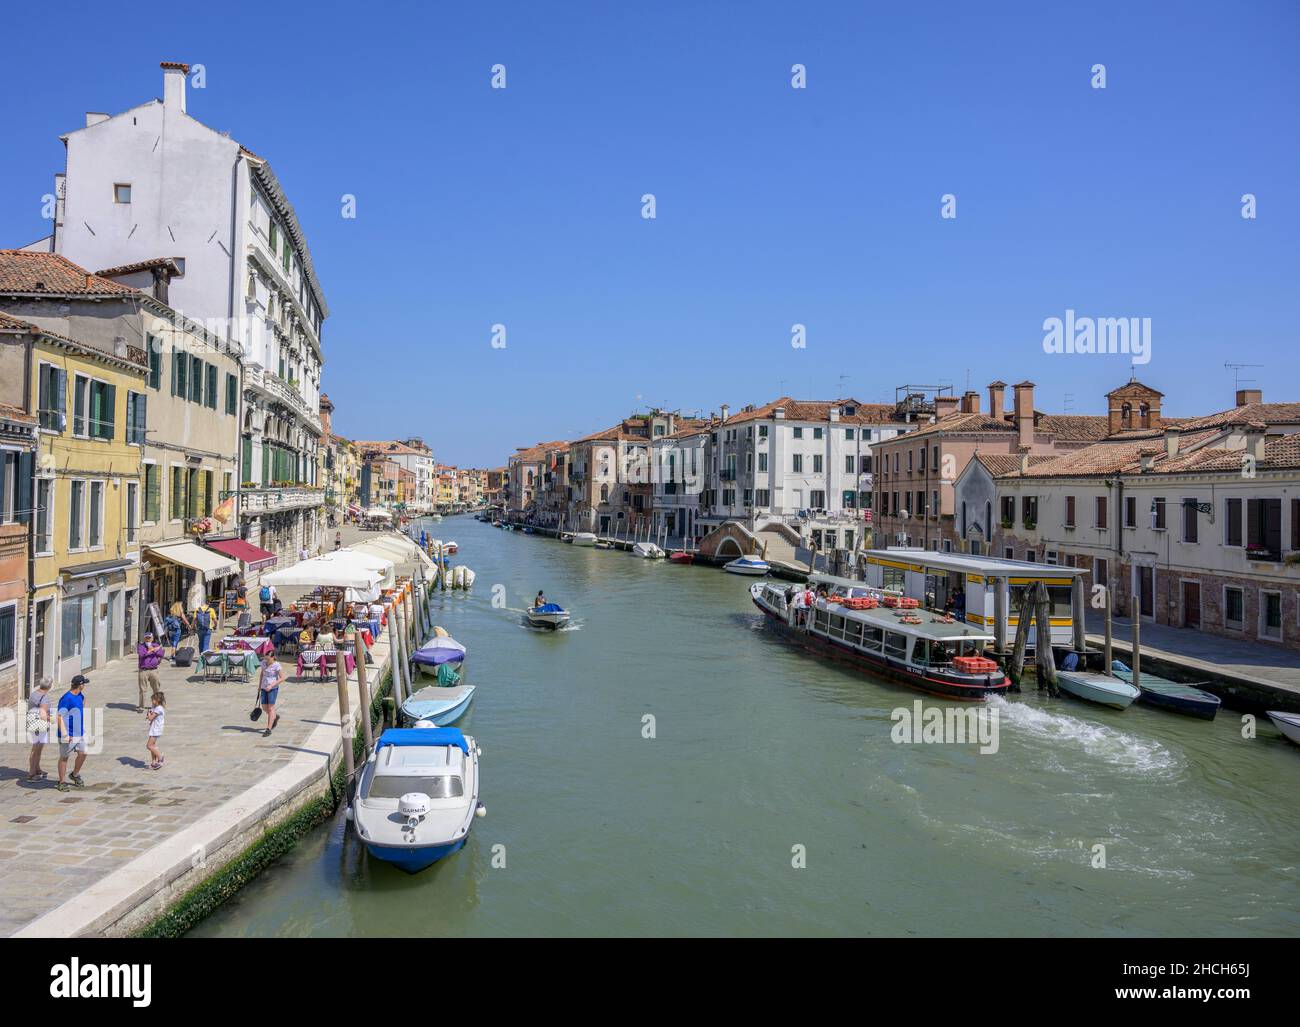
205, 538, 278, 572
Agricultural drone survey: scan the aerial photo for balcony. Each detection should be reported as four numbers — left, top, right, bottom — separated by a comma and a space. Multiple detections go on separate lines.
245, 364, 322, 433
233, 486, 326, 516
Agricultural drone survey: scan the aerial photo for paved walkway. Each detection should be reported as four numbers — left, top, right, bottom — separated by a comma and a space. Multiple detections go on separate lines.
0, 525, 419, 936
1085, 612, 1300, 699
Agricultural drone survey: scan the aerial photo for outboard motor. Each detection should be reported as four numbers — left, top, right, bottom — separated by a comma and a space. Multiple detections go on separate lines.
399, 792, 431, 830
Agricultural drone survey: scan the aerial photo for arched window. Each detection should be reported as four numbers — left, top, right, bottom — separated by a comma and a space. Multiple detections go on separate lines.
1121, 402, 1132, 428
600, 484, 610, 502
1139, 402, 1150, 427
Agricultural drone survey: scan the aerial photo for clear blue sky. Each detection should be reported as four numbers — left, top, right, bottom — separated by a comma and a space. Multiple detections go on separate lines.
3, 0, 1297, 467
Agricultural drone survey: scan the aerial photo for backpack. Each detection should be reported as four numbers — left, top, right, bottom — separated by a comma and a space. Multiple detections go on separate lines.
260, 586, 271, 602
195, 607, 212, 631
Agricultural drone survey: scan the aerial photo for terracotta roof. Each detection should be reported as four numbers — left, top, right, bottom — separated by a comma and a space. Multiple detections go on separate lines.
723, 397, 901, 426
896, 409, 1109, 442
510, 440, 569, 462
95, 257, 184, 278
0, 251, 139, 296
1174, 402, 1300, 432
973, 453, 1056, 477
0, 403, 36, 425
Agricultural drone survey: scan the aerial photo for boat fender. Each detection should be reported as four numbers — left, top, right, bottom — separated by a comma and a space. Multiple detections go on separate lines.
344, 806, 354, 821
414, 719, 436, 729
475, 802, 487, 818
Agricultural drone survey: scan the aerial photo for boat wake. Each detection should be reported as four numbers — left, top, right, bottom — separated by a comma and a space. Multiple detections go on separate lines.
987, 696, 1180, 778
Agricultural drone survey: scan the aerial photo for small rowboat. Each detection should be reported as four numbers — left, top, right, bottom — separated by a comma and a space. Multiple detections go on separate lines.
1267, 710, 1300, 746
1056, 670, 1141, 710
669, 552, 693, 565
1111, 662, 1220, 720
401, 684, 476, 726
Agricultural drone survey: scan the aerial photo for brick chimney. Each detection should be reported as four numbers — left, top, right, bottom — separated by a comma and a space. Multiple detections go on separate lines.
161, 61, 189, 113
935, 395, 960, 418
987, 380, 1007, 418
1013, 380, 1035, 449
961, 390, 981, 415
1236, 388, 1262, 407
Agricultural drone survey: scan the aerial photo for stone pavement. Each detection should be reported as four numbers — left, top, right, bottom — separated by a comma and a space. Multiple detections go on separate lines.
0, 525, 420, 936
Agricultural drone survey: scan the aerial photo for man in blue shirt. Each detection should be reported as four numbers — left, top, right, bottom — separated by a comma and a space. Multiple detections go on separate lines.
56, 674, 89, 793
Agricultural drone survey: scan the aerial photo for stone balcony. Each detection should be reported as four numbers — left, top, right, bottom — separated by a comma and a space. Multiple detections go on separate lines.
245, 364, 322, 433
237, 486, 326, 516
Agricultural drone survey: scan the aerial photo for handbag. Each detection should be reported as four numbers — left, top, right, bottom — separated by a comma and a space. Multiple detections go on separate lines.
249, 685, 263, 721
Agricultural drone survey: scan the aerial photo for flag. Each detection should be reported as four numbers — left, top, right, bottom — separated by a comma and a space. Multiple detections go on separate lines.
213, 495, 235, 526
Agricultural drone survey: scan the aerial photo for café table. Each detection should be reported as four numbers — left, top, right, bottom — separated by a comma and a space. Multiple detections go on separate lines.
298, 648, 357, 679
222, 635, 275, 657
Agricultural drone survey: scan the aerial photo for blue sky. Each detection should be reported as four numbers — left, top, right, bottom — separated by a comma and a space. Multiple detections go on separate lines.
3, 0, 1297, 466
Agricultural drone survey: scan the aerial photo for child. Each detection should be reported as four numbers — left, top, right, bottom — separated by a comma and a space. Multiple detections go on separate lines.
146, 691, 166, 770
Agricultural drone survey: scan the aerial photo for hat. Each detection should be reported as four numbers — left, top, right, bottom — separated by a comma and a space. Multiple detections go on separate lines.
71, 674, 89, 687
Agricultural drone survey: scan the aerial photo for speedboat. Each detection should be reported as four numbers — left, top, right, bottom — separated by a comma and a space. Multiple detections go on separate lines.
526, 603, 570, 630
1267, 710, 1300, 746
1110, 662, 1220, 720
632, 542, 665, 559
445, 541, 458, 554
669, 551, 693, 565
450, 565, 476, 589
401, 684, 476, 726
412, 632, 467, 678
724, 555, 770, 576
348, 727, 483, 873
1056, 670, 1141, 710
572, 532, 597, 547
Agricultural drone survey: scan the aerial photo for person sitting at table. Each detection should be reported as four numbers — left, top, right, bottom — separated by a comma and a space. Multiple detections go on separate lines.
303, 603, 319, 628
298, 624, 316, 648
368, 600, 384, 623
316, 625, 338, 650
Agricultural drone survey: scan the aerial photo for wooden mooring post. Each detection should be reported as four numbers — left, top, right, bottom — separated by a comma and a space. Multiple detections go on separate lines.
1033, 580, 1059, 696
354, 626, 372, 753
1009, 586, 1033, 691
334, 642, 356, 784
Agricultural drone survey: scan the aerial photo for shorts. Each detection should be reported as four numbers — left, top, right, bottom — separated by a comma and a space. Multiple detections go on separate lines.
29, 729, 50, 745
260, 687, 280, 705
59, 739, 87, 759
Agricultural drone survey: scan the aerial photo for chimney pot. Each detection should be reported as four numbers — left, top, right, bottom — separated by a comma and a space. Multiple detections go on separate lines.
962, 390, 981, 415
987, 380, 1007, 417
934, 395, 959, 418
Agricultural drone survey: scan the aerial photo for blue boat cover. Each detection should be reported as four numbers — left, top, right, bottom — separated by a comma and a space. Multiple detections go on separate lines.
377, 727, 469, 754
533, 603, 565, 613
411, 646, 466, 666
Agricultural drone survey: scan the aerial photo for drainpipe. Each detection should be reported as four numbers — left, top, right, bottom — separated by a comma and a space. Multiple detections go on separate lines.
23, 330, 36, 694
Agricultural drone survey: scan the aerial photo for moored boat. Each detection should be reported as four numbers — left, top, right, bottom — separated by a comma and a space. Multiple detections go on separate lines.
1267, 710, 1300, 746
412, 632, 467, 679
1056, 670, 1141, 710
401, 684, 476, 726
526, 602, 570, 630
572, 532, 597, 547
632, 542, 665, 559
1110, 662, 1220, 720
750, 581, 1009, 700
348, 727, 483, 873
669, 551, 693, 565
725, 555, 770, 576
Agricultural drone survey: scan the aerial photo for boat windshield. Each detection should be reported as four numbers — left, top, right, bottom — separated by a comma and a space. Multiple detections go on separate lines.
367, 774, 464, 800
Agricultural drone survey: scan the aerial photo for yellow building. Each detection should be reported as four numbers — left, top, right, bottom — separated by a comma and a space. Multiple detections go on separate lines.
26, 321, 148, 681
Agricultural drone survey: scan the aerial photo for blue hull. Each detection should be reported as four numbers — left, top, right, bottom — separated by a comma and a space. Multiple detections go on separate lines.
401, 692, 474, 726
364, 837, 468, 873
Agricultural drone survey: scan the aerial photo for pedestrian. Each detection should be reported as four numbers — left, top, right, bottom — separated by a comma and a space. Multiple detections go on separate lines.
136, 632, 165, 712
234, 576, 248, 612
334, 529, 342, 551
56, 674, 90, 793
257, 653, 284, 738
145, 691, 166, 770
26, 678, 53, 781
193, 597, 217, 654
258, 581, 277, 620
168, 597, 191, 648
299, 544, 309, 563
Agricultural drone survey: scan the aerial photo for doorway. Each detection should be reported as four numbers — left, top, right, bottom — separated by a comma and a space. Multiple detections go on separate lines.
1135, 565, 1154, 619
1182, 581, 1201, 628
33, 599, 49, 682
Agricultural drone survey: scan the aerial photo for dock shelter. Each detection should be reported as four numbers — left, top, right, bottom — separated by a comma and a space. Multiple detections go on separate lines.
858, 549, 1090, 651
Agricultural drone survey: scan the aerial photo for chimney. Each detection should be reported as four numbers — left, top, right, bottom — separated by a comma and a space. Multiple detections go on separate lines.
772, 405, 785, 420
1019, 451, 1030, 473
987, 380, 1007, 418
828, 406, 840, 422
1164, 426, 1181, 458
85, 112, 109, 127
961, 390, 981, 415
161, 61, 189, 113
934, 395, 959, 418
1013, 380, 1035, 450
1245, 425, 1266, 463
720, 404, 731, 421
1236, 388, 1262, 408
1140, 453, 1156, 473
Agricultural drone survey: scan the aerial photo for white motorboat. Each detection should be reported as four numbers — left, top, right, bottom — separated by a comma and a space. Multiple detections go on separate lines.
724, 555, 770, 576
1056, 670, 1141, 710
572, 532, 597, 547
450, 565, 476, 589
400, 684, 476, 726
526, 603, 570, 630
444, 541, 458, 554
348, 727, 483, 873
1267, 710, 1300, 746
632, 542, 665, 559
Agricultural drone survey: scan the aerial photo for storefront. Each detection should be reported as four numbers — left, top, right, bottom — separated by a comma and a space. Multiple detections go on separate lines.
143, 541, 239, 629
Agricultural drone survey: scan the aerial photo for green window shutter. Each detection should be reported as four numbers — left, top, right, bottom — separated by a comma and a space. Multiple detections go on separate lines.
16, 453, 33, 526
241, 436, 252, 481
102, 383, 116, 439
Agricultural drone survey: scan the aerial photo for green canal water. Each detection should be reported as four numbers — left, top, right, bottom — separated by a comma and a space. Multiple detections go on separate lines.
193, 517, 1300, 937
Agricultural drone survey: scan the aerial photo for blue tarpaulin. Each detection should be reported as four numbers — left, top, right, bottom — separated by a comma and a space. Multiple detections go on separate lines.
534, 603, 565, 613
376, 727, 468, 754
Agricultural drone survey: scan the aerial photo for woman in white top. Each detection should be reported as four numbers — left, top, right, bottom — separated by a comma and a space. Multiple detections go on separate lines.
26, 678, 53, 781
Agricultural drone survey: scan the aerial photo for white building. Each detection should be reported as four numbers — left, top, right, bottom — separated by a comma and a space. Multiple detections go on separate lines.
354, 440, 437, 513
39, 61, 329, 562
652, 421, 712, 541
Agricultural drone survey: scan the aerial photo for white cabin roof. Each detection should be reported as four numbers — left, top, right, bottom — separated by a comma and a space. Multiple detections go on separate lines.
863, 548, 1088, 579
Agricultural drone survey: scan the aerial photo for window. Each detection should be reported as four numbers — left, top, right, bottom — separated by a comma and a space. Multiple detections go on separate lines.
792, 454, 803, 473
810, 490, 825, 509
37, 364, 66, 431
147, 337, 162, 389
1124, 495, 1137, 529
1004, 546, 1014, 560
1224, 587, 1244, 628
126, 482, 138, 543
189, 355, 204, 403
813, 427, 823, 440
908, 450, 914, 472
1001, 495, 1015, 527
1260, 591, 1282, 640
932, 490, 939, 517
203, 470, 214, 516
226, 372, 238, 414
0, 603, 14, 668
69, 480, 85, 549
172, 351, 187, 398
170, 466, 186, 520
35, 479, 52, 553
1246, 498, 1282, 559
1023, 496, 1038, 527
269, 222, 279, 251
126, 391, 147, 444
1153, 497, 1167, 531
1064, 495, 1076, 528
88, 481, 103, 548
205, 363, 218, 408
845, 428, 855, 440
812, 454, 823, 473
1095, 495, 1108, 529
0, 451, 17, 523
1225, 497, 1242, 547
755, 489, 769, 506
758, 425, 768, 438
282, 236, 291, 272
1182, 498, 1199, 543
757, 452, 768, 472
846, 455, 855, 473
113, 183, 132, 203
144, 464, 161, 523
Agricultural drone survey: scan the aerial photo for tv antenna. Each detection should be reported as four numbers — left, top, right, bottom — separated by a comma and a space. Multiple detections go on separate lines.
1224, 362, 1262, 391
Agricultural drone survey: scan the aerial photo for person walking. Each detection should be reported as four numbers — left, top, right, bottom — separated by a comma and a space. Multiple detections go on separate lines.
257, 654, 284, 738
258, 581, 277, 620
26, 678, 53, 781
334, 529, 342, 551
145, 691, 166, 770
167, 597, 191, 652
56, 674, 90, 793
193, 597, 217, 655
136, 632, 165, 712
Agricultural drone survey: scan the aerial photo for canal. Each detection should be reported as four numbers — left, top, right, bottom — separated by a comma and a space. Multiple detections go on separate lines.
193, 516, 1300, 937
